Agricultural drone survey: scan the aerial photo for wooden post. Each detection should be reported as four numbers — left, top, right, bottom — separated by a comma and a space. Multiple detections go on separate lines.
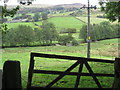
0, 69, 2, 90
2, 61, 22, 89
27, 54, 35, 89
113, 58, 120, 90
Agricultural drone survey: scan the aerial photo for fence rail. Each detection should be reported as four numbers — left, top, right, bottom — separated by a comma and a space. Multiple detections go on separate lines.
31, 52, 114, 63
33, 70, 114, 77
27, 52, 115, 89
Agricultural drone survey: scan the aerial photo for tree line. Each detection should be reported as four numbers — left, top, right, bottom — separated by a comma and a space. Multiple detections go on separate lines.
2, 21, 79, 47
79, 21, 120, 42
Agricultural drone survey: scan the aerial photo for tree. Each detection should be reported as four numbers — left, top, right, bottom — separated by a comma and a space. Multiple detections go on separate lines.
34, 28, 43, 45
58, 33, 73, 45
60, 28, 76, 33
0, 0, 35, 31
15, 25, 35, 46
79, 21, 119, 42
3, 25, 36, 46
99, 1, 120, 22
41, 12, 48, 20
33, 13, 41, 22
41, 21, 58, 45
79, 24, 93, 42
0, 5, 20, 34
71, 39, 79, 46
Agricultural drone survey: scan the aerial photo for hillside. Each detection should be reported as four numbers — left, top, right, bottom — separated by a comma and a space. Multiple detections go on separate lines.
6, 16, 85, 31
7, 4, 53, 9
7, 3, 85, 9
53, 3, 85, 8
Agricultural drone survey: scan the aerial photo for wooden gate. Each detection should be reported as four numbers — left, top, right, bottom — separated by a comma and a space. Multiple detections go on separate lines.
27, 52, 114, 89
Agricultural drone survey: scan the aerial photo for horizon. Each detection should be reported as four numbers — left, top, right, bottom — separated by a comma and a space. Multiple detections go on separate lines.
0, 0, 100, 6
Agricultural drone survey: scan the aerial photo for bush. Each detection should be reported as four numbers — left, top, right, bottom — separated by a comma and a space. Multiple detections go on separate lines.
60, 28, 76, 33
72, 39, 79, 46
79, 21, 119, 42
3, 25, 35, 46
58, 34, 73, 45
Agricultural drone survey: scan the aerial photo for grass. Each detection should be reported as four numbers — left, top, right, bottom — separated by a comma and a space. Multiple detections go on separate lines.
1, 38, 119, 88
6, 22, 38, 29
76, 16, 109, 24
6, 15, 110, 32
47, 16, 85, 31
6, 16, 85, 32
49, 11, 75, 17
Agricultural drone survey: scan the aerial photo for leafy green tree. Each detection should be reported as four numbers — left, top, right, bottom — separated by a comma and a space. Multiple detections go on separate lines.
3, 25, 36, 46
33, 13, 41, 22
34, 28, 43, 45
72, 39, 79, 46
79, 25, 93, 42
0, 5, 20, 34
41, 12, 48, 20
99, 1, 120, 22
100, 21, 113, 39
92, 24, 102, 40
79, 25, 87, 42
111, 24, 120, 37
79, 21, 119, 42
2, 28, 18, 46
41, 21, 58, 45
58, 34, 73, 45
60, 28, 76, 33
15, 25, 35, 46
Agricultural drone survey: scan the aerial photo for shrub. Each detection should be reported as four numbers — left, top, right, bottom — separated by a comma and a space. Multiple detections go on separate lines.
3, 25, 36, 46
58, 34, 73, 45
60, 28, 76, 33
79, 21, 119, 42
72, 39, 79, 46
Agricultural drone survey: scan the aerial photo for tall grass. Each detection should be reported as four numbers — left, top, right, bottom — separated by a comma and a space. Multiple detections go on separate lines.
1, 38, 118, 88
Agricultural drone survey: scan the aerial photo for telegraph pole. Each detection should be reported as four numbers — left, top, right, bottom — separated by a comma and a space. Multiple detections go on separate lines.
87, 0, 91, 58
80, 0, 97, 58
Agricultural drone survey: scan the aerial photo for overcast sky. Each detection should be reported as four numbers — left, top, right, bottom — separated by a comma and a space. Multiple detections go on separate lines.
0, 0, 99, 6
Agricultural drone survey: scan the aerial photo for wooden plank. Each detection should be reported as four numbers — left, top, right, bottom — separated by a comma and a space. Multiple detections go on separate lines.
45, 61, 80, 88
29, 86, 113, 89
112, 58, 120, 90
33, 70, 114, 77
85, 62, 102, 88
27, 54, 35, 89
75, 63, 84, 88
31, 52, 114, 63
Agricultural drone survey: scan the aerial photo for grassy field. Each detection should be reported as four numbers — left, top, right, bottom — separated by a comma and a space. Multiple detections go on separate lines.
49, 11, 75, 17
6, 16, 85, 32
36, 16, 85, 31
6, 16, 110, 32
1, 38, 119, 88
6, 22, 38, 29
76, 16, 109, 24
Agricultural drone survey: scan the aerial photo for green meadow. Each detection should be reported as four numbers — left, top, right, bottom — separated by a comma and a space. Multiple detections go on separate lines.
35, 16, 85, 31
6, 16, 110, 32
6, 22, 38, 29
2, 10, 119, 88
76, 16, 109, 24
6, 16, 85, 32
1, 38, 119, 88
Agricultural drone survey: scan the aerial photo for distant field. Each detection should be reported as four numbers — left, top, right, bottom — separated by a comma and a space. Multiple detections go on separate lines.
6, 16, 109, 30
6, 16, 85, 31
76, 17, 109, 24
35, 16, 85, 31
48, 16, 85, 31
1, 38, 119, 88
6, 22, 38, 29
49, 11, 74, 17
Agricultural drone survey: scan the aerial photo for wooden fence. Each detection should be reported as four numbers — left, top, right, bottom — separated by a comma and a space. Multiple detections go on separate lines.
27, 52, 116, 89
